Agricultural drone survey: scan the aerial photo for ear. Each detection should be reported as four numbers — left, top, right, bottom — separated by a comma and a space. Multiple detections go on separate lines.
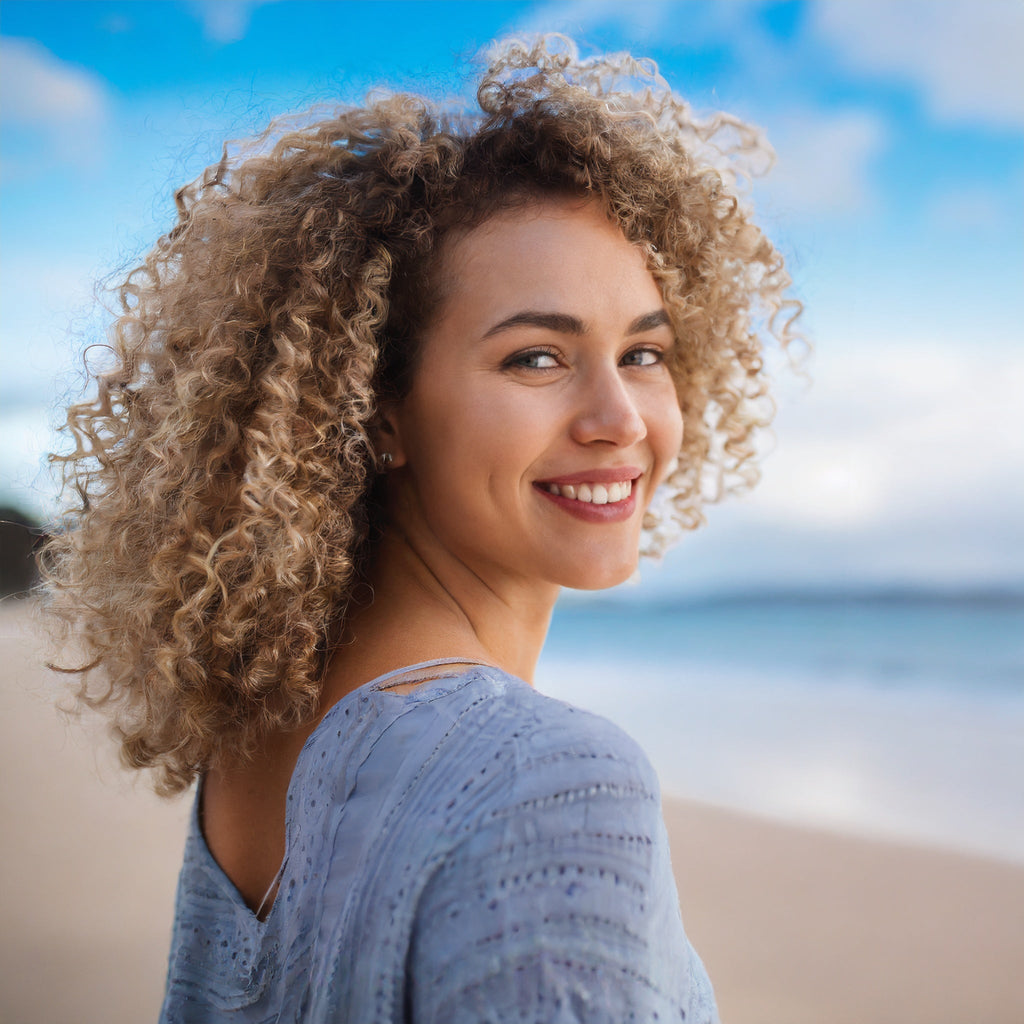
371, 401, 408, 470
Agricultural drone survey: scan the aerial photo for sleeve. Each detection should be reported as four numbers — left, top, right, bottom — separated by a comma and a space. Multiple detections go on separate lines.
406, 727, 719, 1024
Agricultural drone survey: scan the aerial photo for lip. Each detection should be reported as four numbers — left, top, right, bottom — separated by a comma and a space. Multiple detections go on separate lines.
533, 481, 640, 524
535, 465, 642, 487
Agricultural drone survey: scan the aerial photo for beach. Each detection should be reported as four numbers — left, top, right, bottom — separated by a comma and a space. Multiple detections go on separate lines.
2, 601, 1022, 1024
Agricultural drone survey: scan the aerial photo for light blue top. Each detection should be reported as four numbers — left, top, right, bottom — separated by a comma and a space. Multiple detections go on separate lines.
160, 662, 719, 1022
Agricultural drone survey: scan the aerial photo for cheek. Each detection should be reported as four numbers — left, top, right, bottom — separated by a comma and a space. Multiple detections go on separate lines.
650, 387, 685, 470
400, 381, 516, 494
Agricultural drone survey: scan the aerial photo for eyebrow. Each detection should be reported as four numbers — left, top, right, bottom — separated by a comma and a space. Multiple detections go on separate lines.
481, 308, 671, 339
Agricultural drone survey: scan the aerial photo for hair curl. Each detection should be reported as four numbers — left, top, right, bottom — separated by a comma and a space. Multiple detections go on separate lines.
41, 37, 801, 794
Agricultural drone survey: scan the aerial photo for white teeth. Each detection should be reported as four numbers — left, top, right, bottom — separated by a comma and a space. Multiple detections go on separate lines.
543, 480, 635, 504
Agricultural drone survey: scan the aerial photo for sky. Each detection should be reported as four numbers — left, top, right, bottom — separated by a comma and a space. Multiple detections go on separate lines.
1, 0, 1022, 596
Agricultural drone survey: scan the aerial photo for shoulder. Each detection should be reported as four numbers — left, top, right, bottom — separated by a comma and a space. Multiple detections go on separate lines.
402, 665, 662, 829
419, 665, 658, 788
404, 669, 718, 1024
400, 666, 669, 913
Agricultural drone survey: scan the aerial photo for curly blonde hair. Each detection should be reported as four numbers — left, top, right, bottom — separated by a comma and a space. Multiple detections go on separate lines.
42, 37, 800, 794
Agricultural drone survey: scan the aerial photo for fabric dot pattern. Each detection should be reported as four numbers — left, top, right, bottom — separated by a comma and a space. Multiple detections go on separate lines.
160, 664, 719, 1023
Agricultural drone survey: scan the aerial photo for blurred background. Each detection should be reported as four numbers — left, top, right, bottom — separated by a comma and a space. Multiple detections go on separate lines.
1, 3, 1022, 1022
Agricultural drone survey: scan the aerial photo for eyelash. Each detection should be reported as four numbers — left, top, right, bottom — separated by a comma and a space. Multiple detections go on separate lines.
504, 347, 561, 370
503, 346, 666, 371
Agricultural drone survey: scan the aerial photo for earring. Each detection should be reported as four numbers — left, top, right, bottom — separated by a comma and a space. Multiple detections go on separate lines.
377, 451, 394, 472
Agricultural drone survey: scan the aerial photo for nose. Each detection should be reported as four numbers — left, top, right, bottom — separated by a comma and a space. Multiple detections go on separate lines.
569, 364, 647, 448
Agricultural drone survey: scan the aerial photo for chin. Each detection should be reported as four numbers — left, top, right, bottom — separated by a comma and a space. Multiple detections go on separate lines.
556, 555, 640, 592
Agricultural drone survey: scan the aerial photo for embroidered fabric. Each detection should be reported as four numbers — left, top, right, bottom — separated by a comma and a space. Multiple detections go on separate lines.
160, 664, 719, 1023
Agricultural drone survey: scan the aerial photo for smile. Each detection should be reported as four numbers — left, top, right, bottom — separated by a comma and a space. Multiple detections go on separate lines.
539, 480, 633, 504
533, 469, 641, 525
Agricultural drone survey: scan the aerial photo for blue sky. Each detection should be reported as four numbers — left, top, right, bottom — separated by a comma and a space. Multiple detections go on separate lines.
1, 0, 1022, 594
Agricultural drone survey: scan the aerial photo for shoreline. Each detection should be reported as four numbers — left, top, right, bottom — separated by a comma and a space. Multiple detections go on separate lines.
3, 604, 1023, 1023
663, 789, 1024, 871
536, 649, 1024, 868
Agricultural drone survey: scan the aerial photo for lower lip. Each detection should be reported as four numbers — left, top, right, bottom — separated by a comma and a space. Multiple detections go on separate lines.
534, 484, 638, 524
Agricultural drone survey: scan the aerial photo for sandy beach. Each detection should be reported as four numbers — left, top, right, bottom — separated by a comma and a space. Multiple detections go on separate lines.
2, 601, 1022, 1024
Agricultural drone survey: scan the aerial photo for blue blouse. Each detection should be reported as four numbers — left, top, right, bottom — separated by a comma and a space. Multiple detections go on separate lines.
161, 662, 719, 1022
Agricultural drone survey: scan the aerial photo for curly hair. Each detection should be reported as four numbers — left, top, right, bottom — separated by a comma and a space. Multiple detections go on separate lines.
41, 37, 800, 794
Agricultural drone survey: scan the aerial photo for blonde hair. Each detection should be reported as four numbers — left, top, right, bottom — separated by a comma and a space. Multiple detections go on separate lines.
42, 37, 800, 793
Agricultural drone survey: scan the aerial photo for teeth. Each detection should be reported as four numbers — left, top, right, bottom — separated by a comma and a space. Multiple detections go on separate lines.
544, 480, 634, 504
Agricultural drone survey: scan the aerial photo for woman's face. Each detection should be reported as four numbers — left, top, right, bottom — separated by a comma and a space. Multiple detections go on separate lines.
384, 197, 684, 592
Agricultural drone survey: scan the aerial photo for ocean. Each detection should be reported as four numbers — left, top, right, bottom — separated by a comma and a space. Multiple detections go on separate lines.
535, 592, 1024, 865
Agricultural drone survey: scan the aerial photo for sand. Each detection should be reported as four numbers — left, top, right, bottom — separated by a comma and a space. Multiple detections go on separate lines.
665, 802, 1024, 1024
2, 601, 1022, 1024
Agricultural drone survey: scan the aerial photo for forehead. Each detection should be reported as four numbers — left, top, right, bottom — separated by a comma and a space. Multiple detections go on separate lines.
433, 197, 662, 328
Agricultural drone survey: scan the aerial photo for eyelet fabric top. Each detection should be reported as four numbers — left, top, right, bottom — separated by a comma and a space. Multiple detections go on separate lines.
160, 664, 719, 1023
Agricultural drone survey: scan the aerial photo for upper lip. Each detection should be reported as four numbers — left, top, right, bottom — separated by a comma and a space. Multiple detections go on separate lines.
535, 466, 642, 487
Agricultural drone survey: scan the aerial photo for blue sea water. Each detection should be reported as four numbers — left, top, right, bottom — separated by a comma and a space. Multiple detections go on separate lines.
535, 593, 1024, 864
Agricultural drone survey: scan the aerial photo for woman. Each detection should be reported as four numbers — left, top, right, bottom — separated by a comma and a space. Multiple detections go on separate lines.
43, 37, 797, 1022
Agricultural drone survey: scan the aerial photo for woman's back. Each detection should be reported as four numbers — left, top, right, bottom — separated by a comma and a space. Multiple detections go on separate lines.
161, 664, 717, 1023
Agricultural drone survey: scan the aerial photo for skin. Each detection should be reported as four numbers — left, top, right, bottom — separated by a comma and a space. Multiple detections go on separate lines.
202, 197, 684, 912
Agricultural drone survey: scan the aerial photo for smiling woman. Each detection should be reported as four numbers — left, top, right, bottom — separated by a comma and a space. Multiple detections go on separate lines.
40, 35, 797, 1024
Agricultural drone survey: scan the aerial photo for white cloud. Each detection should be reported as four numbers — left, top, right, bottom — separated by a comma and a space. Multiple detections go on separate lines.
0, 249, 113, 444
755, 336, 1024, 534
186, 1, 277, 44
758, 107, 887, 216
810, 0, 1024, 127
0, 37, 108, 125
0, 38, 110, 172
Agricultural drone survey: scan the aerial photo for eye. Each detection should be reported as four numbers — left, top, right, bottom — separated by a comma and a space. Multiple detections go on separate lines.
504, 348, 561, 370
620, 346, 664, 367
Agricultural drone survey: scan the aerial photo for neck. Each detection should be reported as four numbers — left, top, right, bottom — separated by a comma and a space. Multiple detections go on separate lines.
322, 524, 558, 702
